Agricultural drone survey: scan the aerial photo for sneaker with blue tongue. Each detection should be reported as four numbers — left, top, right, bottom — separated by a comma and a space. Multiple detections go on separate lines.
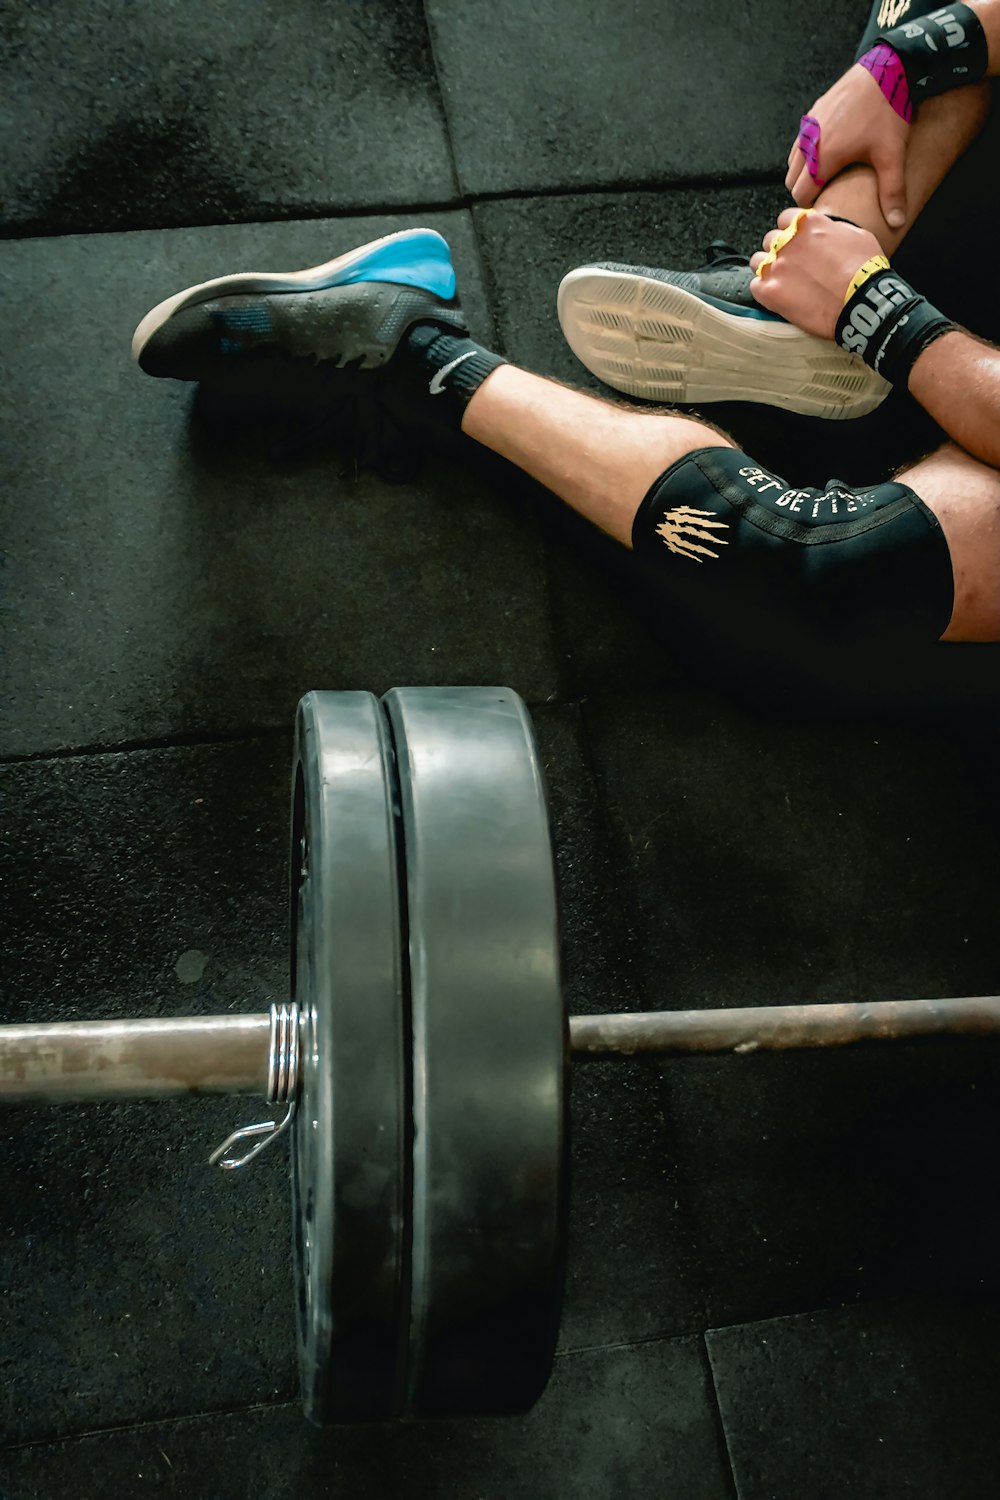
132, 228, 507, 458
557, 241, 889, 420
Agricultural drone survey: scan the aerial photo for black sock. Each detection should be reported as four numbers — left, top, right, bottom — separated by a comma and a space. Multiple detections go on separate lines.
404, 324, 507, 424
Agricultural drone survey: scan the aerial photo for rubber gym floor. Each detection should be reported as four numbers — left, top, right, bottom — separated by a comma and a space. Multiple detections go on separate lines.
2, 3, 1000, 1496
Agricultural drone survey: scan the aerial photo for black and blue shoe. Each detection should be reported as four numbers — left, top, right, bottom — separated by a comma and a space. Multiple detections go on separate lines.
132, 227, 469, 380
132, 227, 508, 472
557, 242, 889, 421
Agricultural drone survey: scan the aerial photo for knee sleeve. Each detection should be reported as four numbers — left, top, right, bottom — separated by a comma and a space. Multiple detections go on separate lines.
631, 447, 954, 651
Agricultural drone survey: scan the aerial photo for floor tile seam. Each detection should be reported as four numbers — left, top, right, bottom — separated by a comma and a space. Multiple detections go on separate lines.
1, 1334, 711, 1452
701, 1332, 742, 1500
0, 725, 293, 767
471, 167, 786, 209
518, 502, 606, 707
2, 692, 672, 772
0, 1399, 299, 1455
3, 681, 695, 768
418, 0, 465, 203
554, 1326, 708, 1361
467, 200, 511, 360
2, 693, 595, 767
0, 169, 787, 244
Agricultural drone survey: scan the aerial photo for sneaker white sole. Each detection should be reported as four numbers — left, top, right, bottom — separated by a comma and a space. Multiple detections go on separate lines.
131, 227, 434, 365
557, 267, 890, 421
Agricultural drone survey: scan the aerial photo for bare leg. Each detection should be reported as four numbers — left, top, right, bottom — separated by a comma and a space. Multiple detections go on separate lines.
463, 368, 999, 642
815, 83, 992, 254
898, 442, 1000, 640
461, 365, 733, 548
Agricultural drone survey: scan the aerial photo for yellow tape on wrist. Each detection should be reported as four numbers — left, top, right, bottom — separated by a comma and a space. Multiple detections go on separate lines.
843, 254, 891, 304
754, 208, 814, 278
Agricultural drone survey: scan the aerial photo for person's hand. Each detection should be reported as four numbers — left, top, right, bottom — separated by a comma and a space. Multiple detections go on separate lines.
749, 210, 887, 340
786, 61, 911, 230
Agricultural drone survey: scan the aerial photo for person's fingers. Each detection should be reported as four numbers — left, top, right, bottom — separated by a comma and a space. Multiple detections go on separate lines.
795, 114, 825, 189
755, 207, 822, 283
785, 146, 804, 192
872, 139, 909, 231
790, 164, 820, 207
761, 210, 811, 257
749, 270, 778, 308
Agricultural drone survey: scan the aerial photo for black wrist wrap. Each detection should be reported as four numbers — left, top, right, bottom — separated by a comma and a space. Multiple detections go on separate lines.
878, 3, 988, 102
836, 268, 957, 386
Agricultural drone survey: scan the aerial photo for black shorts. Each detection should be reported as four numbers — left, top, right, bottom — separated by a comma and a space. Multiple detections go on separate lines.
631, 447, 954, 648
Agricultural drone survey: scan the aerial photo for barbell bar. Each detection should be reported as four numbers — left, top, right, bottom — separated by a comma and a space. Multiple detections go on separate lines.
3, 993, 1000, 1106
3, 686, 997, 1430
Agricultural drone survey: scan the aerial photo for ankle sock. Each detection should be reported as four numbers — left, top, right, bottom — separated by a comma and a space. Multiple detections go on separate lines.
405, 325, 507, 424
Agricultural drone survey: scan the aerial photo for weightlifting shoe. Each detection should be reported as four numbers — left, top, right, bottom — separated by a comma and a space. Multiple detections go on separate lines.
132, 227, 509, 471
557, 241, 890, 420
132, 227, 472, 380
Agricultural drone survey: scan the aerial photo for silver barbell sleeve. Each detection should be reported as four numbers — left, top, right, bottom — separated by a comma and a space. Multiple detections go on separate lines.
0, 1013, 271, 1103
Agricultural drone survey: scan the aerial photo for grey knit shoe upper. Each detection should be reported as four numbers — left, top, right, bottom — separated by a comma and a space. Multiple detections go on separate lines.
593, 242, 756, 309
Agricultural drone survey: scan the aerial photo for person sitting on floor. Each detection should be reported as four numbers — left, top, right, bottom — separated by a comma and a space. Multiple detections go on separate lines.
132, 1, 1000, 650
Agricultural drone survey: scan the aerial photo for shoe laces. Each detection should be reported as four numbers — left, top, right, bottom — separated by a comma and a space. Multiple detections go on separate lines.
704, 240, 750, 267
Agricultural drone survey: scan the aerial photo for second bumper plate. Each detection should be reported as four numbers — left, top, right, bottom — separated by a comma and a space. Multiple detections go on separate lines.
385, 686, 567, 1418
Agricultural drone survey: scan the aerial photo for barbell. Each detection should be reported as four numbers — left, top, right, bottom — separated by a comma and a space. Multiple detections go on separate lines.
2, 686, 998, 1427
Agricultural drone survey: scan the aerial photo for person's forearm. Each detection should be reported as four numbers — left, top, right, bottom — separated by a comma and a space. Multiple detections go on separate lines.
968, 1, 1000, 72
881, 2, 1000, 83
907, 329, 1000, 469
814, 82, 990, 255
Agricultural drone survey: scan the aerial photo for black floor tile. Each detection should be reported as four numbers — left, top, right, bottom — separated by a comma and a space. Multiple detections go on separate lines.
665, 1039, 1000, 1330
0, 1, 457, 236
584, 692, 1000, 1016
1, 740, 297, 1441
562, 1053, 706, 1350
1, 740, 291, 1031
0, 1338, 735, 1500
1, 212, 558, 757
534, 704, 644, 1020
535, 706, 706, 1347
427, 0, 866, 196
708, 1297, 1000, 1500
582, 692, 1000, 1326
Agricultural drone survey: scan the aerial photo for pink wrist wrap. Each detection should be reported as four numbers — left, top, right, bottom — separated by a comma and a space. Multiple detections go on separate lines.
858, 42, 913, 123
